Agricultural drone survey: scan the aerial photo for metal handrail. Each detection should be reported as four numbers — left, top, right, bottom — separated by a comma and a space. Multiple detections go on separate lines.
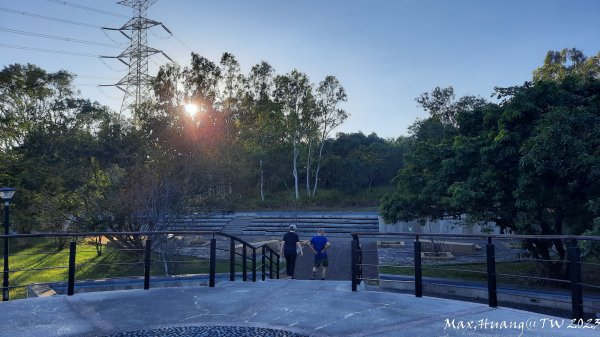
1, 231, 281, 301
351, 231, 600, 241
351, 232, 594, 320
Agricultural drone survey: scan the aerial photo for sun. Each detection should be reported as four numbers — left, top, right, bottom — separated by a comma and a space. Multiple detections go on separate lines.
184, 103, 198, 116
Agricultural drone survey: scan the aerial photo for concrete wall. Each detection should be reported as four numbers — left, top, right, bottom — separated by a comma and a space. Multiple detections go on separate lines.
39, 274, 217, 295
379, 217, 500, 235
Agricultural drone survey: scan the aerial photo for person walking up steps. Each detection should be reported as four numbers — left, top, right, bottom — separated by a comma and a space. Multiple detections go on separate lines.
280, 225, 303, 279
309, 229, 330, 280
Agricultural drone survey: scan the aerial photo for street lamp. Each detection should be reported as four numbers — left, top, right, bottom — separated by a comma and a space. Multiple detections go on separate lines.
1, 187, 16, 301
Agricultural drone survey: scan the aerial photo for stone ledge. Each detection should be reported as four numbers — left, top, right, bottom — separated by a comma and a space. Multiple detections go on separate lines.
27, 284, 58, 298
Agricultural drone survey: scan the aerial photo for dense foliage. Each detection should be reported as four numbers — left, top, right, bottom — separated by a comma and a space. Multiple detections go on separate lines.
381, 48, 600, 277
0, 56, 404, 237
3, 47, 599, 278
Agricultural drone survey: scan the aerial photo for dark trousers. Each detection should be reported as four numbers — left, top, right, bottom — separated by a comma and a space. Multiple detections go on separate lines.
284, 252, 297, 277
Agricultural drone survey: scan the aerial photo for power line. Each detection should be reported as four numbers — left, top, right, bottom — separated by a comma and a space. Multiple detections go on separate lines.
171, 33, 194, 53
46, 0, 129, 18
0, 27, 125, 48
147, 22, 193, 53
72, 83, 103, 87
100, 58, 127, 72
149, 29, 170, 40
97, 86, 123, 100
0, 43, 100, 57
74, 74, 121, 80
102, 29, 126, 44
0, 7, 102, 29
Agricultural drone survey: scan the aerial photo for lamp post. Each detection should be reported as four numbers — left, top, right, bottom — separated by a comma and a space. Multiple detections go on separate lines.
1, 187, 16, 301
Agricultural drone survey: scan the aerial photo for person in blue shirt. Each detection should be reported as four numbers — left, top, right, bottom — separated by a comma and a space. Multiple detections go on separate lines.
309, 229, 330, 280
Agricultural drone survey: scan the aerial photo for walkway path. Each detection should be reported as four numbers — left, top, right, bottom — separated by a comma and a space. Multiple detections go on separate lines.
279, 237, 378, 281
2, 281, 597, 337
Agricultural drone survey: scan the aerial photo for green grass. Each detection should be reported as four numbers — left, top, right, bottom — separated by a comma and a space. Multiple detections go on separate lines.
1, 238, 232, 299
381, 261, 531, 283
380, 259, 600, 294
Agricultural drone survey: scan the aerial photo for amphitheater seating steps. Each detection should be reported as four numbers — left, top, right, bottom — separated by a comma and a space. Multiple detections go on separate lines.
165, 212, 380, 237
242, 213, 379, 237
167, 213, 234, 232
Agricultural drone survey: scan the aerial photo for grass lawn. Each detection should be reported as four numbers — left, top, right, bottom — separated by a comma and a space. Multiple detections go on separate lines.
1, 238, 237, 299
380, 259, 600, 295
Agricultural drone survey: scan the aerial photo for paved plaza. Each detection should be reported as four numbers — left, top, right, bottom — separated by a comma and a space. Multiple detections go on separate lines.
2, 280, 598, 337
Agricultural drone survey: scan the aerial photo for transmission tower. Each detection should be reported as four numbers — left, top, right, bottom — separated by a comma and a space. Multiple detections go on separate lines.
101, 0, 172, 117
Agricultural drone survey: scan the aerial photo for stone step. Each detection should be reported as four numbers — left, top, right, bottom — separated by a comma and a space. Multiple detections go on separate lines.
254, 214, 377, 220
175, 219, 232, 223
243, 229, 379, 236
245, 228, 378, 234
166, 212, 381, 236
169, 225, 224, 231
246, 223, 378, 228
252, 220, 377, 225
221, 216, 255, 234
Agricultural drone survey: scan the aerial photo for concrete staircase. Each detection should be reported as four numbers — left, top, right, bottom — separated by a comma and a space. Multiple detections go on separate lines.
167, 212, 380, 237
241, 212, 379, 237
168, 213, 234, 232
222, 215, 256, 235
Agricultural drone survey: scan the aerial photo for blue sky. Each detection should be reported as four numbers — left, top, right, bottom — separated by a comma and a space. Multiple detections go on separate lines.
1, 0, 599, 138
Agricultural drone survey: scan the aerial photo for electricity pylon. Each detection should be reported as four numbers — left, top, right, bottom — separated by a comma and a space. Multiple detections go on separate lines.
101, 0, 172, 118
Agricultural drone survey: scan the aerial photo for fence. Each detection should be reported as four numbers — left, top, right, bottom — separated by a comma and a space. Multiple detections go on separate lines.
0, 231, 280, 300
351, 232, 600, 320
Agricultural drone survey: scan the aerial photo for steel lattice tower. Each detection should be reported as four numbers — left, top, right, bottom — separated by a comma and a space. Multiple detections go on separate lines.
101, 0, 172, 116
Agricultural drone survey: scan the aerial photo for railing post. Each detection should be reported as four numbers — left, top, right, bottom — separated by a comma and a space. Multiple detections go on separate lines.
486, 237, 497, 307
568, 240, 584, 319
2, 203, 10, 301
261, 246, 266, 281
229, 238, 235, 281
209, 236, 216, 287
144, 239, 151, 290
242, 243, 247, 281
351, 235, 359, 291
269, 249, 273, 279
252, 248, 257, 282
414, 236, 422, 297
276, 251, 280, 279
67, 240, 76, 296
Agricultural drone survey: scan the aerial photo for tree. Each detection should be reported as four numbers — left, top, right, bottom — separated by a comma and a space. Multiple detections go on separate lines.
380, 117, 457, 223
382, 49, 600, 279
241, 61, 284, 201
274, 70, 315, 200
533, 48, 600, 82
0, 64, 77, 150
312, 76, 348, 197
0, 63, 118, 241
415, 86, 456, 126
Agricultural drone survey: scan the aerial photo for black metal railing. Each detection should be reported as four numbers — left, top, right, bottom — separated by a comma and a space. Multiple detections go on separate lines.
351, 232, 600, 320
0, 231, 280, 301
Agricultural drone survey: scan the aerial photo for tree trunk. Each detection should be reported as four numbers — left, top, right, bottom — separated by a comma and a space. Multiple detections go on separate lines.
292, 137, 299, 200
161, 251, 170, 276
260, 159, 264, 201
306, 139, 312, 197
312, 137, 326, 197
95, 235, 103, 256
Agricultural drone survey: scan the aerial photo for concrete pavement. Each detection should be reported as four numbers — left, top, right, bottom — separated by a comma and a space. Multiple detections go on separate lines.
2, 280, 598, 337
289, 237, 378, 281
